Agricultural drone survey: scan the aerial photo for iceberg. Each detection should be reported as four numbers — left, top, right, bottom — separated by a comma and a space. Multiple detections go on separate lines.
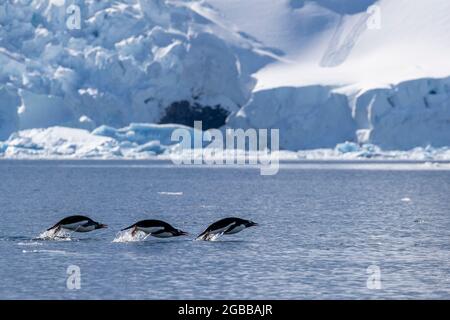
0, 123, 206, 159
1, 124, 450, 162
227, 86, 356, 150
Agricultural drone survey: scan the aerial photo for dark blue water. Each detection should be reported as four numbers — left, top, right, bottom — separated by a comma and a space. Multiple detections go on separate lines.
0, 160, 449, 299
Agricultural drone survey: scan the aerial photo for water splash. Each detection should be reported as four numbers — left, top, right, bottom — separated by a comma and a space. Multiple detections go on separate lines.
112, 230, 150, 243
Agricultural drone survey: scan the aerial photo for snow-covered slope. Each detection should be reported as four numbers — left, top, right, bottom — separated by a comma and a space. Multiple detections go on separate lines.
203, 0, 450, 90
1, 0, 450, 154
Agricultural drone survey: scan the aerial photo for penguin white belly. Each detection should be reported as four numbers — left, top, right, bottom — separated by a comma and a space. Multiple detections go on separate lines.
225, 224, 245, 235
61, 221, 89, 231
137, 226, 163, 234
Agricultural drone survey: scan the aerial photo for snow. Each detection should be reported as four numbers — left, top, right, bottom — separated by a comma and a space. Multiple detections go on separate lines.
353, 77, 450, 150
0, 0, 259, 130
1, 0, 450, 154
0, 123, 203, 159
243, 0, 450, 90
227, 85, 356, 150
217, 0, 450, 150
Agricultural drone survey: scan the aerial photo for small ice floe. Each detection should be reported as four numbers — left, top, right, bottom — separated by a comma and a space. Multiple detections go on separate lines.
36, 229, 73, 241
158, 191, 183, 196
22, 249, 67, 254
401, 197, 412, 202
112, 230, 150, 243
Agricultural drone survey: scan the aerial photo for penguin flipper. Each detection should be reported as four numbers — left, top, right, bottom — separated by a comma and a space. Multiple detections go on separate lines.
149, 229, 167, 238
196, 231, 209, 241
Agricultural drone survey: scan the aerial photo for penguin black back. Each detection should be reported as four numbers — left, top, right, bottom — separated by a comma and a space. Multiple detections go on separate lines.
121, 219, 174, 231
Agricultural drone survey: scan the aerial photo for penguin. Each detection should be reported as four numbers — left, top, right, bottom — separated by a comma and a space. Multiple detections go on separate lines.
47, 215, 107, 234
196, 217, 258, 241
121, 220, 188, 238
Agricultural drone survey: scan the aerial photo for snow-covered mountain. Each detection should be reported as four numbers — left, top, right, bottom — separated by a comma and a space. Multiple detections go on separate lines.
1, 0, 450, 157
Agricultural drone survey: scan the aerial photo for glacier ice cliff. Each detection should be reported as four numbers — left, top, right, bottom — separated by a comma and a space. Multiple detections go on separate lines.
353, 77, 450, 150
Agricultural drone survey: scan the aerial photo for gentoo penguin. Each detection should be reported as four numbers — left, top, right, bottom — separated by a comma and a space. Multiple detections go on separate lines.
121, 220, 188, 238
47, 215, 107, 234
196, 217, 258, 241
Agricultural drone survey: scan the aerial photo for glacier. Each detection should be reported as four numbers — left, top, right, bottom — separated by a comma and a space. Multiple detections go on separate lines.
2, 124, 450, 162
1, 0, 450, 158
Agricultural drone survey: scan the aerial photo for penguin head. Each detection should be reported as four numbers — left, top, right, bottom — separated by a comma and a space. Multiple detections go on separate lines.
245, 220, 258, 228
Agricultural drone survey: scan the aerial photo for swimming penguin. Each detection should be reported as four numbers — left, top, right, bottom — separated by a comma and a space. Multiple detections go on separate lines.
196, 217, 258, 241
47, 215, 107, 234
121, 220, 188, 238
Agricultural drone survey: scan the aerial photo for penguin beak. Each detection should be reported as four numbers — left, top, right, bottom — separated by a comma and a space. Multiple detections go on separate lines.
248, 221, 258, 227
98, 224, 108, 229
178, 230, 189, 236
